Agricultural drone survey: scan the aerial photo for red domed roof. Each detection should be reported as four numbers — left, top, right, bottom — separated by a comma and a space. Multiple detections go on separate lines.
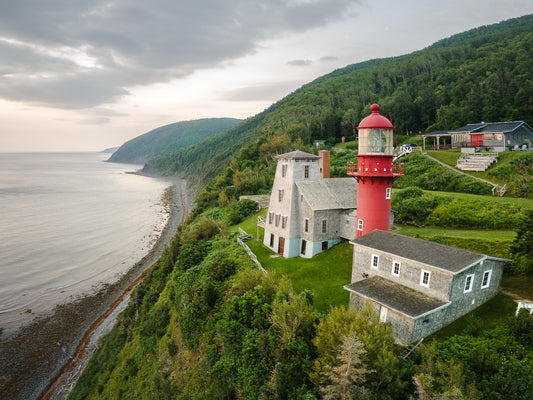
357, 104, 394, 129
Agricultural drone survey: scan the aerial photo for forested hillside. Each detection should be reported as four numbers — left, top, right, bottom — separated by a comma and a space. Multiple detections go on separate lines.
69, 15, 533, 400
108, 118, 241, 164
147, 14, 533, 193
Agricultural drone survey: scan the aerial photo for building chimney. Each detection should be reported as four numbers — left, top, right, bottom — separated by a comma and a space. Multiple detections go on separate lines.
318, 150, 330, 178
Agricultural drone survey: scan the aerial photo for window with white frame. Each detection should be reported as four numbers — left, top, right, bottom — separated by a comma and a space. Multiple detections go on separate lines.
275, 213, 280, 227
481, 270, 492, 289
420, 270, 431, 287
281, 215, 287, 229
464, 273, 475, 293
304, 218, 309, 233
371, 254, 379, 269
385, 187, 392, 199
282, 164, 287, 177
278, 189, 284, 202
357, 219, 363, 231
268, 212, 274, 225
304, 165, 309, 178
392, 261, 400, 277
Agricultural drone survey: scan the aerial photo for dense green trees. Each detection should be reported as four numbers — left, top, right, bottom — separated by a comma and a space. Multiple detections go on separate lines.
70, 207, 416, 399
509, 209, 533, 275
145, 15, 533, 192
109, 118, 241, 164
415, 312, 533, 399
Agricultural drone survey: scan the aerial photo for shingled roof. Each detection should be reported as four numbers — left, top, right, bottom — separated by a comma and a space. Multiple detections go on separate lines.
296, 178, 357, 210
352, 230, 490, 273
345, 275, 449, 318
451, 121, 532, 134
275, 150, 321, 160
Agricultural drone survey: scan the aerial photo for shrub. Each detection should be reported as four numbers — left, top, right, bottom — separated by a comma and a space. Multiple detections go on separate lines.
229, 199, 258, 225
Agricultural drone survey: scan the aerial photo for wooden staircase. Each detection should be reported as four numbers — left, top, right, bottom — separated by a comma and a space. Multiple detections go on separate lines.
456, 153, 498, 172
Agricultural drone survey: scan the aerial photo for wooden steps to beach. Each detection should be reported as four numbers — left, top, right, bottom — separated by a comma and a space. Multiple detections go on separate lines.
456, 153, 498, 172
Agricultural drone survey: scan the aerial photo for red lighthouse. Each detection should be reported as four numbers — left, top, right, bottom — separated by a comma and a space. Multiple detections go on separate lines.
347, 104, 403, 238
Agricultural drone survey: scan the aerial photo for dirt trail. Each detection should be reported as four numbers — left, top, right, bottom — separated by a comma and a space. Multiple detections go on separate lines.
422, 152, 500, 189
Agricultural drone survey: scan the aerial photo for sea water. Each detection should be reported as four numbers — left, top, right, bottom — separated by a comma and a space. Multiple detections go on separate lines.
0, 152, 170, 337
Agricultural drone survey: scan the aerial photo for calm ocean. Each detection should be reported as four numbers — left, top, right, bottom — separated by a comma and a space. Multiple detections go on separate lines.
0, 152, 170, 337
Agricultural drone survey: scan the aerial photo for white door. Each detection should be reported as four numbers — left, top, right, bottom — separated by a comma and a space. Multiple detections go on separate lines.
379, 306, 388, 323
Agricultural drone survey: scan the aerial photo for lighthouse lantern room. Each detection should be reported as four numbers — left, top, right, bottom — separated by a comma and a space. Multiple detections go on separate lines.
347, 104, 403, 237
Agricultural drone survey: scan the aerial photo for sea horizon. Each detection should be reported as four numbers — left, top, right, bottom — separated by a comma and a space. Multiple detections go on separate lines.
0, 151, 171, 337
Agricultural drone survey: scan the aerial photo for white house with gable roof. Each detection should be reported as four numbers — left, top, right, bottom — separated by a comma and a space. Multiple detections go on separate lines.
263, 150, 361, 258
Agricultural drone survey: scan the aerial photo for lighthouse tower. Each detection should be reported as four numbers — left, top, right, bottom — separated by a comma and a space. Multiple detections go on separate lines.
347, 104, 403, 238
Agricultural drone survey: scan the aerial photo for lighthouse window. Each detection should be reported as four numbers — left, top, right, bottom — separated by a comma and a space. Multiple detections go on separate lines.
322, 219, 327, 233
385, 187, 391, 199
370, 129, 388, 153
282, 216, 287, 229
282, 164, 287, 177
268, 212, 274, 225
304, 165, 310, 178
275, 213, 280, 227
357, 219, 363, 231
304, 218, 309, 233
278, 189, 284, 202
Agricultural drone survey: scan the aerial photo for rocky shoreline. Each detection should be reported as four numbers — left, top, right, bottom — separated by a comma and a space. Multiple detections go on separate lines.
0, 178, 190, 400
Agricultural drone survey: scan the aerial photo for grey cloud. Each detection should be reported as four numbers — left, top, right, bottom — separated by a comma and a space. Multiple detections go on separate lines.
0, 0, 362, 108
80, 117, 112, 125
287, 59, 313, 66
219, 80, 306, 102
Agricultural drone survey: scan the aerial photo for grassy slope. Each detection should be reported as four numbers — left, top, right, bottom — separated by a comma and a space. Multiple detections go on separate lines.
426, 149, 533, 191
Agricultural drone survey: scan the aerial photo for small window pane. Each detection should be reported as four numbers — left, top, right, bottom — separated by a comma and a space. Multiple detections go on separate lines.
371, 255, 379, 269
420, 270, 430, 287
464, 274, 474, 293
481, 270, 492, 289
392, 261, 400, 277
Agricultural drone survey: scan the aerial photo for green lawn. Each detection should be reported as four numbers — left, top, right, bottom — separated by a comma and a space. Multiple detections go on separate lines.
501, 275, 533, 300
427, 292, 517, 341
425, 150, 531, 189
426, 149, 462, 167
425, 189, 533, 209
234, 210, 352, 313
395, 225, 516, 241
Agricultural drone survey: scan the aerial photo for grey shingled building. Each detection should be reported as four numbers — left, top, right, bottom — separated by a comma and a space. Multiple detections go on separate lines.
263, 150, 359, 258
345, 230, 509, 344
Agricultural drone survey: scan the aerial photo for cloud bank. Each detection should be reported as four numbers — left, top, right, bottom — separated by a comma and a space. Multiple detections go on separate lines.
0, 0, 360, 109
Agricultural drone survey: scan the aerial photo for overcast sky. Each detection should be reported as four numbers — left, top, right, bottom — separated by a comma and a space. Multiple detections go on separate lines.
1, 0, 532, 152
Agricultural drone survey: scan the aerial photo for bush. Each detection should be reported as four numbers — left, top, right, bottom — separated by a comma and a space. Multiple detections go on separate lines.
229, 199, 258, 225
395, 196, 444, 226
